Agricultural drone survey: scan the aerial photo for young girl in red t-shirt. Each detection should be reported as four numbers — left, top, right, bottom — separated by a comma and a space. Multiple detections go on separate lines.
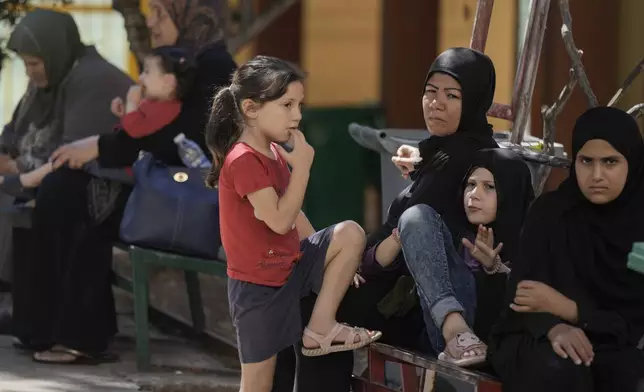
205, 56, 381, 391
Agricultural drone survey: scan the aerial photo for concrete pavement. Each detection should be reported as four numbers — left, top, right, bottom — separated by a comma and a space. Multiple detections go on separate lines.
0, 288, 241, 392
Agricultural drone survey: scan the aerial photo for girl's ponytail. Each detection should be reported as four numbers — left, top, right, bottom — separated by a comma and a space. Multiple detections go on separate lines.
205, 86, 241, 188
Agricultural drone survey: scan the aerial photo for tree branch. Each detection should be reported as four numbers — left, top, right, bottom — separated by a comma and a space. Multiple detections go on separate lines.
628, 103, 644, 119
533, 67, 578, 195
608, 56, 644, 107
558, 0, 597, 107
505, 144, 571, 169
542, 67, 578, 154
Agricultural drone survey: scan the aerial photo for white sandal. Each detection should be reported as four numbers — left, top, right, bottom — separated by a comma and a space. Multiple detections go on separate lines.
438, 332, 487, 367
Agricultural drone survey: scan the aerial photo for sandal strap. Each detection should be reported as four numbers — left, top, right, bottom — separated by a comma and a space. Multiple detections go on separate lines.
51, 347, 85, 357
304, 323, 376, 349
304, 323, 345, 350
351, 327, 371, 345
345, 327, 357, 346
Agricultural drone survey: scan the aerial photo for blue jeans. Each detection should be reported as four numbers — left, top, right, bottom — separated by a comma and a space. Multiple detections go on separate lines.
399, 204, 476, 353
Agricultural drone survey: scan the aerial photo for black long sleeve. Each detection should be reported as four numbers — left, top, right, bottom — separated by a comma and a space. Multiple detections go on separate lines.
575, 297, 631, 345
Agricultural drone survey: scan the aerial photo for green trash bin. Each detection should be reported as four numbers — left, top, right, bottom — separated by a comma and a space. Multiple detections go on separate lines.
299, 106, 384, 231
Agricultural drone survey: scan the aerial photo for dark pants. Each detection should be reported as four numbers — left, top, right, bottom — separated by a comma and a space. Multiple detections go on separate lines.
399, 205, 476, 353
494, 334, 644, 392
12, 168, 130, 354
271, 294, 354, 392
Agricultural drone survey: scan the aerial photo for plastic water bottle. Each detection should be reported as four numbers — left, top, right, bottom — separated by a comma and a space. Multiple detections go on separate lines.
173, 133, 211, 169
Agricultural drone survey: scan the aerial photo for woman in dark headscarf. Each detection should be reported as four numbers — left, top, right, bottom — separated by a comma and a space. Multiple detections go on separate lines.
51, 0, 237, 168
353, 48, 504, 365
2, 9, 133, 357
271, 47, 504, 391
488, 107, 644, 392
381, 47, 500, 242
0, 10, 132, 288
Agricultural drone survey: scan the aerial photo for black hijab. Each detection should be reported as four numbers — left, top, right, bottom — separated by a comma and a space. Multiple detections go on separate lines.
460, 148, 534, 343
407, 47, 499, 239
459, 148, 535, 265
492, 107, 644, 350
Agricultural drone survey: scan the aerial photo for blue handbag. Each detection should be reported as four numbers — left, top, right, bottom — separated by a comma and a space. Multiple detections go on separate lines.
119, 153, 221, 259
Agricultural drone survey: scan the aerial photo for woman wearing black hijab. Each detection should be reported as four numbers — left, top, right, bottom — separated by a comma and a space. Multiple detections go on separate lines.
488, 107, 644, 392
353, 47, 502, 365
271, 47, 502, 390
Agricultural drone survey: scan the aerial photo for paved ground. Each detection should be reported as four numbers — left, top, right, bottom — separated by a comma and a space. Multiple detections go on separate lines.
0, 327, 241, 392
0, 288, 241, 392
0, 336, 139, 391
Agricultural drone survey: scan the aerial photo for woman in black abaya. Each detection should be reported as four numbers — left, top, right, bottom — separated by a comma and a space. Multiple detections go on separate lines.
272, 47, 500, 391
488, 106, 644, 392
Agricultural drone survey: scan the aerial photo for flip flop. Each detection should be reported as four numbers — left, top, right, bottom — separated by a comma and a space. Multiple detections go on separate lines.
301, 323, 382, 357
438, 331, 487, 368
33, 346, 119, 365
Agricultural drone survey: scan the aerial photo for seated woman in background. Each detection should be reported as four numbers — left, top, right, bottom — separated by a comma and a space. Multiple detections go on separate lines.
488, 107, 644, 392
0, 8, 132, 340
272, 47, 502, 391
356, 148, 534, 367
52, 0, 237, 169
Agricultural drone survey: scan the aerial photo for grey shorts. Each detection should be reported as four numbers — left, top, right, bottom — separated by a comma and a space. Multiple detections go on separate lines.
228, 226, 334, 364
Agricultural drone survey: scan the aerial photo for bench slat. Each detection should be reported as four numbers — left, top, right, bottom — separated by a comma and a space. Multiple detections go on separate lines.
128, 245, 227, 276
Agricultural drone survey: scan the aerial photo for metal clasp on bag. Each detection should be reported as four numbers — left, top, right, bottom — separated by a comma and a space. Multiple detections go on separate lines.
173, 172, 189, 183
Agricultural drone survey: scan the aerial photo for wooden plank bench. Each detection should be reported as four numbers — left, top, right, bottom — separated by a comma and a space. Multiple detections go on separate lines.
352, 343, 501, 392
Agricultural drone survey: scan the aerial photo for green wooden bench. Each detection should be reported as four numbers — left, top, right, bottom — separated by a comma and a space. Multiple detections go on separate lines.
114, 245, 228, 370
628, 243, 644, 275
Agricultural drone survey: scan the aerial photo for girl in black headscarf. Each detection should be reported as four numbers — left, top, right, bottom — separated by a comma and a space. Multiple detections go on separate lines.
354, 148, 534, 367
488, 107, 644, 392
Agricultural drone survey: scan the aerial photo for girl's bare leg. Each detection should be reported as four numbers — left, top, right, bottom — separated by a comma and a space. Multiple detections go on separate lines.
303, 221, 368, 346
240, 355, 277, 392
